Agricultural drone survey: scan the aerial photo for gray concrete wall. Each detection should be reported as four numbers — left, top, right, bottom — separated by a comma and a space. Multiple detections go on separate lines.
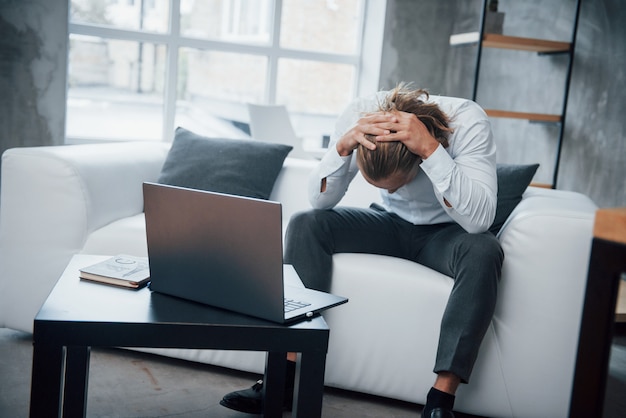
380, 0, 625, 208
0, 0, 68, 156
560, 0, 626, 208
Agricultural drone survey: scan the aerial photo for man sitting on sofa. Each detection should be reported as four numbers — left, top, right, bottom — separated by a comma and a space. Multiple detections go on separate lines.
221, 84, 504, 417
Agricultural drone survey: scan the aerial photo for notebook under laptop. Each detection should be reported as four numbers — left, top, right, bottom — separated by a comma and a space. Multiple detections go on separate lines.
143, 182, 348, 324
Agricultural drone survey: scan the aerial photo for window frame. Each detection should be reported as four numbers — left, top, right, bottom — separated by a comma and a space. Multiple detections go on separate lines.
220, 0, 272, 43
67, 0, 386, 143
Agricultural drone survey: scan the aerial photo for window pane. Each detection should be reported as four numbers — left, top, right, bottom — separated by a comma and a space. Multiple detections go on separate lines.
67, 36, 166, 140
70, 0, 170, 33
176, 48, 267, 134
280, 0, 363, 54
181, 0, 272, 44
276, 59, 354, 115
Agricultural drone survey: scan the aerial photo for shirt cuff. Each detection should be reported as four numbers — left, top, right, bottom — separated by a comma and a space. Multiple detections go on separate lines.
419, 144, 455, 192
318, 146, 352, 179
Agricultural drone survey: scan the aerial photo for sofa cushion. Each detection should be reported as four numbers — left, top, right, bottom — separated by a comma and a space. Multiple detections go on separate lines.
490, 163, 540, 235
157, 127, 293, 200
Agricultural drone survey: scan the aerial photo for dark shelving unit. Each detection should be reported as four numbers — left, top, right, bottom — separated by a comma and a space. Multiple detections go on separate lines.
450, 0, 582, 188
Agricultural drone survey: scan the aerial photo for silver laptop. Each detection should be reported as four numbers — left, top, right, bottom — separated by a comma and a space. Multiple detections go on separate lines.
143, 182, 348, 324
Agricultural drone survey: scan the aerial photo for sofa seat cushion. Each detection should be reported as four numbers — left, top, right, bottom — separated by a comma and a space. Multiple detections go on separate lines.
321, 253, 512, 416
324, 254, 453, 394
81, 214, 149, 257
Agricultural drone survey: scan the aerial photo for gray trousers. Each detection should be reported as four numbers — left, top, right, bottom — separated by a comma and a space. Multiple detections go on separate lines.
284, 205, 504, 383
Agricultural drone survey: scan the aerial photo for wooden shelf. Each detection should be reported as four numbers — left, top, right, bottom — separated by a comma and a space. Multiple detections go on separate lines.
530, 182, 553, 189
484, 34, 571, 52
450, 32, 571, 53
617, 278, 626, 323
484, 109, 562, 123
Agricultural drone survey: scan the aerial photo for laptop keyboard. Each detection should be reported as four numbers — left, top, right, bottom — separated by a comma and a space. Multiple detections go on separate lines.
284, 298, 311, 313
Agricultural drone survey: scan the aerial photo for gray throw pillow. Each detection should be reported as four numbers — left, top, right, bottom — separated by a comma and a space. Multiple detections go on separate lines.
157, 127, 293, 200
489, 163, 540, 235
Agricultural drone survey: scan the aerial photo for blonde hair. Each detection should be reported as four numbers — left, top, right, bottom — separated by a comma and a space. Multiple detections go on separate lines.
356, 83, 453, 182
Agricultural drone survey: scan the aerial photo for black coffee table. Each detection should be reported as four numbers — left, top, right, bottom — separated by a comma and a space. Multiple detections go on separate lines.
29, 255, 330, 417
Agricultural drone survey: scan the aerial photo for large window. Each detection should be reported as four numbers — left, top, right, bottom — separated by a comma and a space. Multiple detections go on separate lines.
67, 0, 384, 143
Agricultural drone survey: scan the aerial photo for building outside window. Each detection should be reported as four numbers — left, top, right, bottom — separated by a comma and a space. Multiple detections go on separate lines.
67, 0, 384, 144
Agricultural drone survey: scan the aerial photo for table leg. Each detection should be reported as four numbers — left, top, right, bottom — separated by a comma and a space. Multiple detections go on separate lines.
30, 343, 64, 418
292, 351, 327, 418
263, 351, 287, 417
63, 346, 91, 418
569, 238, 625, 417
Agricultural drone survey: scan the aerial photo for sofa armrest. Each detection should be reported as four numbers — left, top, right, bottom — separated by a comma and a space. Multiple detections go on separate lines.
0, 142, 170, 332
492, 187, 597, 416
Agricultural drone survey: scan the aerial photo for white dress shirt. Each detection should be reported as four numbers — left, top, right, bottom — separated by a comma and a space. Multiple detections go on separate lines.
308, 91, 497, 234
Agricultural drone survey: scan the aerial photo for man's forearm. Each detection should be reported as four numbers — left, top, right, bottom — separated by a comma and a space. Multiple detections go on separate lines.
420, 147, 497, 233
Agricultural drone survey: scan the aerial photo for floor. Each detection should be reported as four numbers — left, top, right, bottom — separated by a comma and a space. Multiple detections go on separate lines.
1, 326, 625, 418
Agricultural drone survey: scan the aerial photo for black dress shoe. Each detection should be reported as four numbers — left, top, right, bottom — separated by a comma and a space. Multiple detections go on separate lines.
219, 379, 293, 414
424, 407, 455, 418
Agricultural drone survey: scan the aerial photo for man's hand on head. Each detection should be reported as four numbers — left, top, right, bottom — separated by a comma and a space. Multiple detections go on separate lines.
335, 112, 396, 156
374, 111, 440, 160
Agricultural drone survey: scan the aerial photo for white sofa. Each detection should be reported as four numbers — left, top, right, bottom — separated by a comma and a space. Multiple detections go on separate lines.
0, 141, 597, 417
